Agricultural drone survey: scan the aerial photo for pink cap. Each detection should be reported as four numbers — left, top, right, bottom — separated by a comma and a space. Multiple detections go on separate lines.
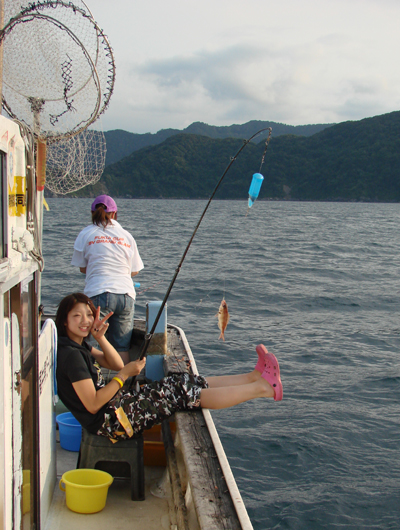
91, 195, 117, 212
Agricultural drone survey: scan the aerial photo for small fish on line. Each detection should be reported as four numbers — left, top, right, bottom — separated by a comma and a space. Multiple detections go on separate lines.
216, 299, 230, 341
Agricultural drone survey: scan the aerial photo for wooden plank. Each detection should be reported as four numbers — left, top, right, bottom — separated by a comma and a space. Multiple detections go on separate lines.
175, 411, 242, 530
162, 421, 189, 530
164, 325, 242, 529
164, 328, 191, 374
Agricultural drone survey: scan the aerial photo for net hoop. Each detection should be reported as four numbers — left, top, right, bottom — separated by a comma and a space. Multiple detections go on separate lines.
17, 1, 116, 119
1, 2, 115, 139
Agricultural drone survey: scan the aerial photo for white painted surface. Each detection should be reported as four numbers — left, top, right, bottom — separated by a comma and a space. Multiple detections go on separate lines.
1, 316, 13, 530
12, 313, 22, 530
38, 319, 57, 529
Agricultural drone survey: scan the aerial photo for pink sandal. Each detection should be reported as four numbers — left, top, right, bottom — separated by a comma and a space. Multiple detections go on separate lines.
255, 344, 268, 373
261, 350, 283, 401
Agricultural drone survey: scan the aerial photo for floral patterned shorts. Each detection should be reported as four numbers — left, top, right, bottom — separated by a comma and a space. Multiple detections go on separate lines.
97, 373, 209, 440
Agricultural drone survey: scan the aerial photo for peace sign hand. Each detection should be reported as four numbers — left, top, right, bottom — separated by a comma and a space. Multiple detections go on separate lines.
91, 306, 113, 339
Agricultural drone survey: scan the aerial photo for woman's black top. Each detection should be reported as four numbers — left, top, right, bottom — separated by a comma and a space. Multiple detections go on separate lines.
56, 336, 106, 433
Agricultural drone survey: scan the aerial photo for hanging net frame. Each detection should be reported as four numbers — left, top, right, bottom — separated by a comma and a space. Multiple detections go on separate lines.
16, 1, 116, 121
45, 126, 106, 195
1, 0, 116, 140
5, 0, 97, 27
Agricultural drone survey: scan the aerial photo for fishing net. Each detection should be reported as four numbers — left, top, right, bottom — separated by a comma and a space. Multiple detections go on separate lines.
1, 0, 115, 140
4, 0, 94, 23
45, 126, 106, 194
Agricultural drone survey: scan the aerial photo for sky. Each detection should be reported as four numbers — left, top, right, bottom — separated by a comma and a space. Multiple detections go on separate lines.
88, 0, 400, 134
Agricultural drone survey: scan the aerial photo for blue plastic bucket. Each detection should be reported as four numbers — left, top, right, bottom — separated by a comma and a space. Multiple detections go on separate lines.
56, 412, 82, 452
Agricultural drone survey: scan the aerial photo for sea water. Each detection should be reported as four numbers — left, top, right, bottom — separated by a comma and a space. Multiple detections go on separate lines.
42, 199, 400, 530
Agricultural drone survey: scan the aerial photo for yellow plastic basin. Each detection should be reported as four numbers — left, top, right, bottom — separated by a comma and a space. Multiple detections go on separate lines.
59, 469, 113, 514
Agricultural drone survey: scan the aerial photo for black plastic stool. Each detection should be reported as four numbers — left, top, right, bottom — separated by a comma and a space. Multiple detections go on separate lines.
77, 428, 145, 501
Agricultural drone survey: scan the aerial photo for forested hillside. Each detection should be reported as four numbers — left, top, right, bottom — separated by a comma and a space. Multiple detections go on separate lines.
70, 111, 400, 202
103, 120, 333, 166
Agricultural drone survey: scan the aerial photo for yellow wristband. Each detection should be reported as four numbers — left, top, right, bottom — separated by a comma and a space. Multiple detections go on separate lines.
112, 376, 124, 389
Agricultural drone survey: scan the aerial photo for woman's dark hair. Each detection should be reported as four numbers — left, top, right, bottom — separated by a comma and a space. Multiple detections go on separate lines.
92, 204, 117, 228
55, 293, 96, 337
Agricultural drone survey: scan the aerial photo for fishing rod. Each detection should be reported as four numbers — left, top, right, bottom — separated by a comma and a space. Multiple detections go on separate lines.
139, 126, 272, 360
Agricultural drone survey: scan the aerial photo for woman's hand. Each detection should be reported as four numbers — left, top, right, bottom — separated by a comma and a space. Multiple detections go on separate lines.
72, 358, 147, 414
90, 306, 113, 340
119, 358, 147, 381
90, 306, 123, 372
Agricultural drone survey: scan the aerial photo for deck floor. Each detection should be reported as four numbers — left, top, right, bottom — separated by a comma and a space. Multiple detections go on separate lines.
43, 437, 173, 530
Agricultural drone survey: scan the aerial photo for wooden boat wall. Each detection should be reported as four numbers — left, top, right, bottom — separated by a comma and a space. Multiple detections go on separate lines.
0, 111, 45, 529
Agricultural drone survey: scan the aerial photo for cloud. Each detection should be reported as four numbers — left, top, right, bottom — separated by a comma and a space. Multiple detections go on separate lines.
92, 0, 400, 132
135, 46, 263, 99
101, 32, 400, 132
126, 44, 300, 127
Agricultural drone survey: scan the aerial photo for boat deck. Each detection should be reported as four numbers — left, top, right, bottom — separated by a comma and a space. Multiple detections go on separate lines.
42, 320, 251, 530
43, 433, 173, 530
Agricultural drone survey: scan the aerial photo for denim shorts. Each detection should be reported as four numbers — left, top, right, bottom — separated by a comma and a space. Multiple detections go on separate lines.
90, 292, 135, 352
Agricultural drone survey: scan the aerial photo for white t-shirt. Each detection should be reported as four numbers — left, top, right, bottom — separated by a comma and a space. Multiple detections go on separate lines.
71, 220, 144, 299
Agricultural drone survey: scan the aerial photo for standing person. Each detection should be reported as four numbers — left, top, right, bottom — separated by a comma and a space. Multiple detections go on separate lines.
71, 195, 144, 364
55, 293, 283, 441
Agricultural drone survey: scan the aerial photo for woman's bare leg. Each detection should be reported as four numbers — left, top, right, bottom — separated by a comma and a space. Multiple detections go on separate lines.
201, 346, 282, 406
206, 370, 261, 388
200, 378, 275, 409
205, 344, 272, 388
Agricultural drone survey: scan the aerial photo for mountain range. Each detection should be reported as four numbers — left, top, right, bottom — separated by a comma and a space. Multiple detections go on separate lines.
58, 112, 400, 202
103, 120, 333, 166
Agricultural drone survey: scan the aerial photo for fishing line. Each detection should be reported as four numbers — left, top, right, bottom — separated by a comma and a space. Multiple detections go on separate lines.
245, 128, 272, 218
194, 278, 225, 311
139, 127, 273, 360
173, 130, 271, 312
194, 289, 216, 310
258, 128, 272, 173
136, 279, 165, 296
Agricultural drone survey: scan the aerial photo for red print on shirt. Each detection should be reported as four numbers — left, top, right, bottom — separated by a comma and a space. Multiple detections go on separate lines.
87, 235, 131, 248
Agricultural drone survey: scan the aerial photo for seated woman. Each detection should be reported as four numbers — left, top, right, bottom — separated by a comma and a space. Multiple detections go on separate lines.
56, 293, 283, 441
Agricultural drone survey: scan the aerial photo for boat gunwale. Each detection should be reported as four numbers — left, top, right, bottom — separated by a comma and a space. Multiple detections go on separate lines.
169, 322, 254, 530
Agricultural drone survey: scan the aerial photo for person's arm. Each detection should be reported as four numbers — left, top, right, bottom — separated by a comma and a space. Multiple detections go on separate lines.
71, 237, 88, 272
90, 339, 123, 371
72, 358, 146, 414
80, 267, 86, 274
128, 236, 144, 278
89, 307, 122, 371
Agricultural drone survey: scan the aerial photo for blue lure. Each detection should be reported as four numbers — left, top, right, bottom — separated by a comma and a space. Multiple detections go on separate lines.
248, 173, 264, 208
